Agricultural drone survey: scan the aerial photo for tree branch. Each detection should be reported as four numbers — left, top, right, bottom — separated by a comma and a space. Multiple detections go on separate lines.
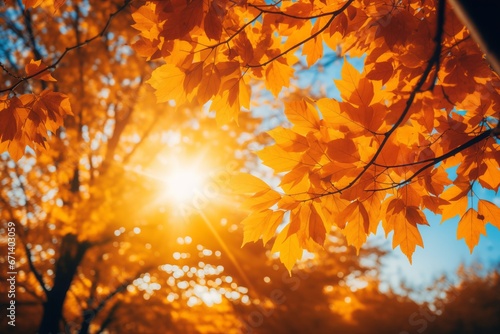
369, 128, 494, 191
323, 0, 446, 197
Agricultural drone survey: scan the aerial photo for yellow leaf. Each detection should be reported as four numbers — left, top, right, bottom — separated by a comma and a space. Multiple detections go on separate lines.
266, 127, 309, 152
230, 173, 272, 194
335, 58, 361, 102
241, 210, 284, 245
284, 100, 320, 135
271, 224, 303, 274
317, 98, 348, 127
280, 166, 310, 194
148, 64, 186, 103
257, 145, 302, 173
302, 35, 323, 67
243, 188, 281, 212
457, 208, 487, 253
131, 4, 160, 40
265, 60, 294, 97
211, 89, 239, 125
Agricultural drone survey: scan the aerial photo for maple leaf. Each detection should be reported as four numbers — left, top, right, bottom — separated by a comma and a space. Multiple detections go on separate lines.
457, 208, 487, 253
25, 60, 57, 82
271, 224, 303, 274
478, 200, 500, 230
148, 64, 186, 103
230, 172, 272, 194
265, 60, 294, 97
284, 100, 320, 135
339, 201, 369, 254
240, 209, 284, 245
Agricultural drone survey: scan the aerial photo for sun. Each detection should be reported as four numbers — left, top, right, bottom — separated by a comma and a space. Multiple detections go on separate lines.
163, 165, 205, 204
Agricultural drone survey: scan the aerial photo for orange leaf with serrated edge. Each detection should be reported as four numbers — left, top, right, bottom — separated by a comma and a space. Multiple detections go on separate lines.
457, 208, 487, 253
309, 204, 327, 246
267, 127, 309, 152
302, 35, 323, 67
335, 58, 361, 102
230, 173, 272, 194
393, 211, 424, 263
243, 188, 281, 211
25, 60, 56, 82
478, 200, 500, 229
280, 166, 310, 194
241, 210, 284, 245
148, 64, 186, 103
265, 61, 294, 97
341, 201, 369, 254
284, 100, 320, 135
197, 64, 221, 104
257, 145, 302, 173
0, 96, 28, 142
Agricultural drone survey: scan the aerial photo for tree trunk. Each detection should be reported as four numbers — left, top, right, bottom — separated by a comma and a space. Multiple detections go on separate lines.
38, 234, 89, 334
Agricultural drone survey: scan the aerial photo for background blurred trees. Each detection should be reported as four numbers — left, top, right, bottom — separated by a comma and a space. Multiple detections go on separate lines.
1, 1, 499, 333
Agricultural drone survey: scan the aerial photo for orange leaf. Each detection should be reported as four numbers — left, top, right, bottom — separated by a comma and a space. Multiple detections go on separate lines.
457, 208, 487, 253
341, 201, 369, 254
204, 0, 224, 40
326, 138, 360, 164
309, 204, 327, 246
241, 209, 284, 245
284, 100, 320, 135
267, 127, 309, 152
243, 188, 281, 211
265, 61, 294, 97
25, 60, 56, 82
230, 173, 272, 194
478, 200, 500, 230
257, 145, 302, 173
197, 64, 221, 104
147, 64, 186, 103
393, 213, 424, 263
271, 224, 302, 274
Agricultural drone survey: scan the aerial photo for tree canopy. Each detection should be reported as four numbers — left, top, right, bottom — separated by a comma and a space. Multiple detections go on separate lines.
1, 0, 500, 333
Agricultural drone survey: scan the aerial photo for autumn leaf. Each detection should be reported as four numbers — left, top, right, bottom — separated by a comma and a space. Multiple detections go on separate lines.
240, 209, 284, 245
271, 224, 303, 274
457, 208, 487, 253
25, 59, 57, 82
148, 64, 186, 103
265, 60, 294, 97
230, 172, 272, 194
339, 201, 369, 254
478, 200, 500, 230
284, 100, 320, 135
